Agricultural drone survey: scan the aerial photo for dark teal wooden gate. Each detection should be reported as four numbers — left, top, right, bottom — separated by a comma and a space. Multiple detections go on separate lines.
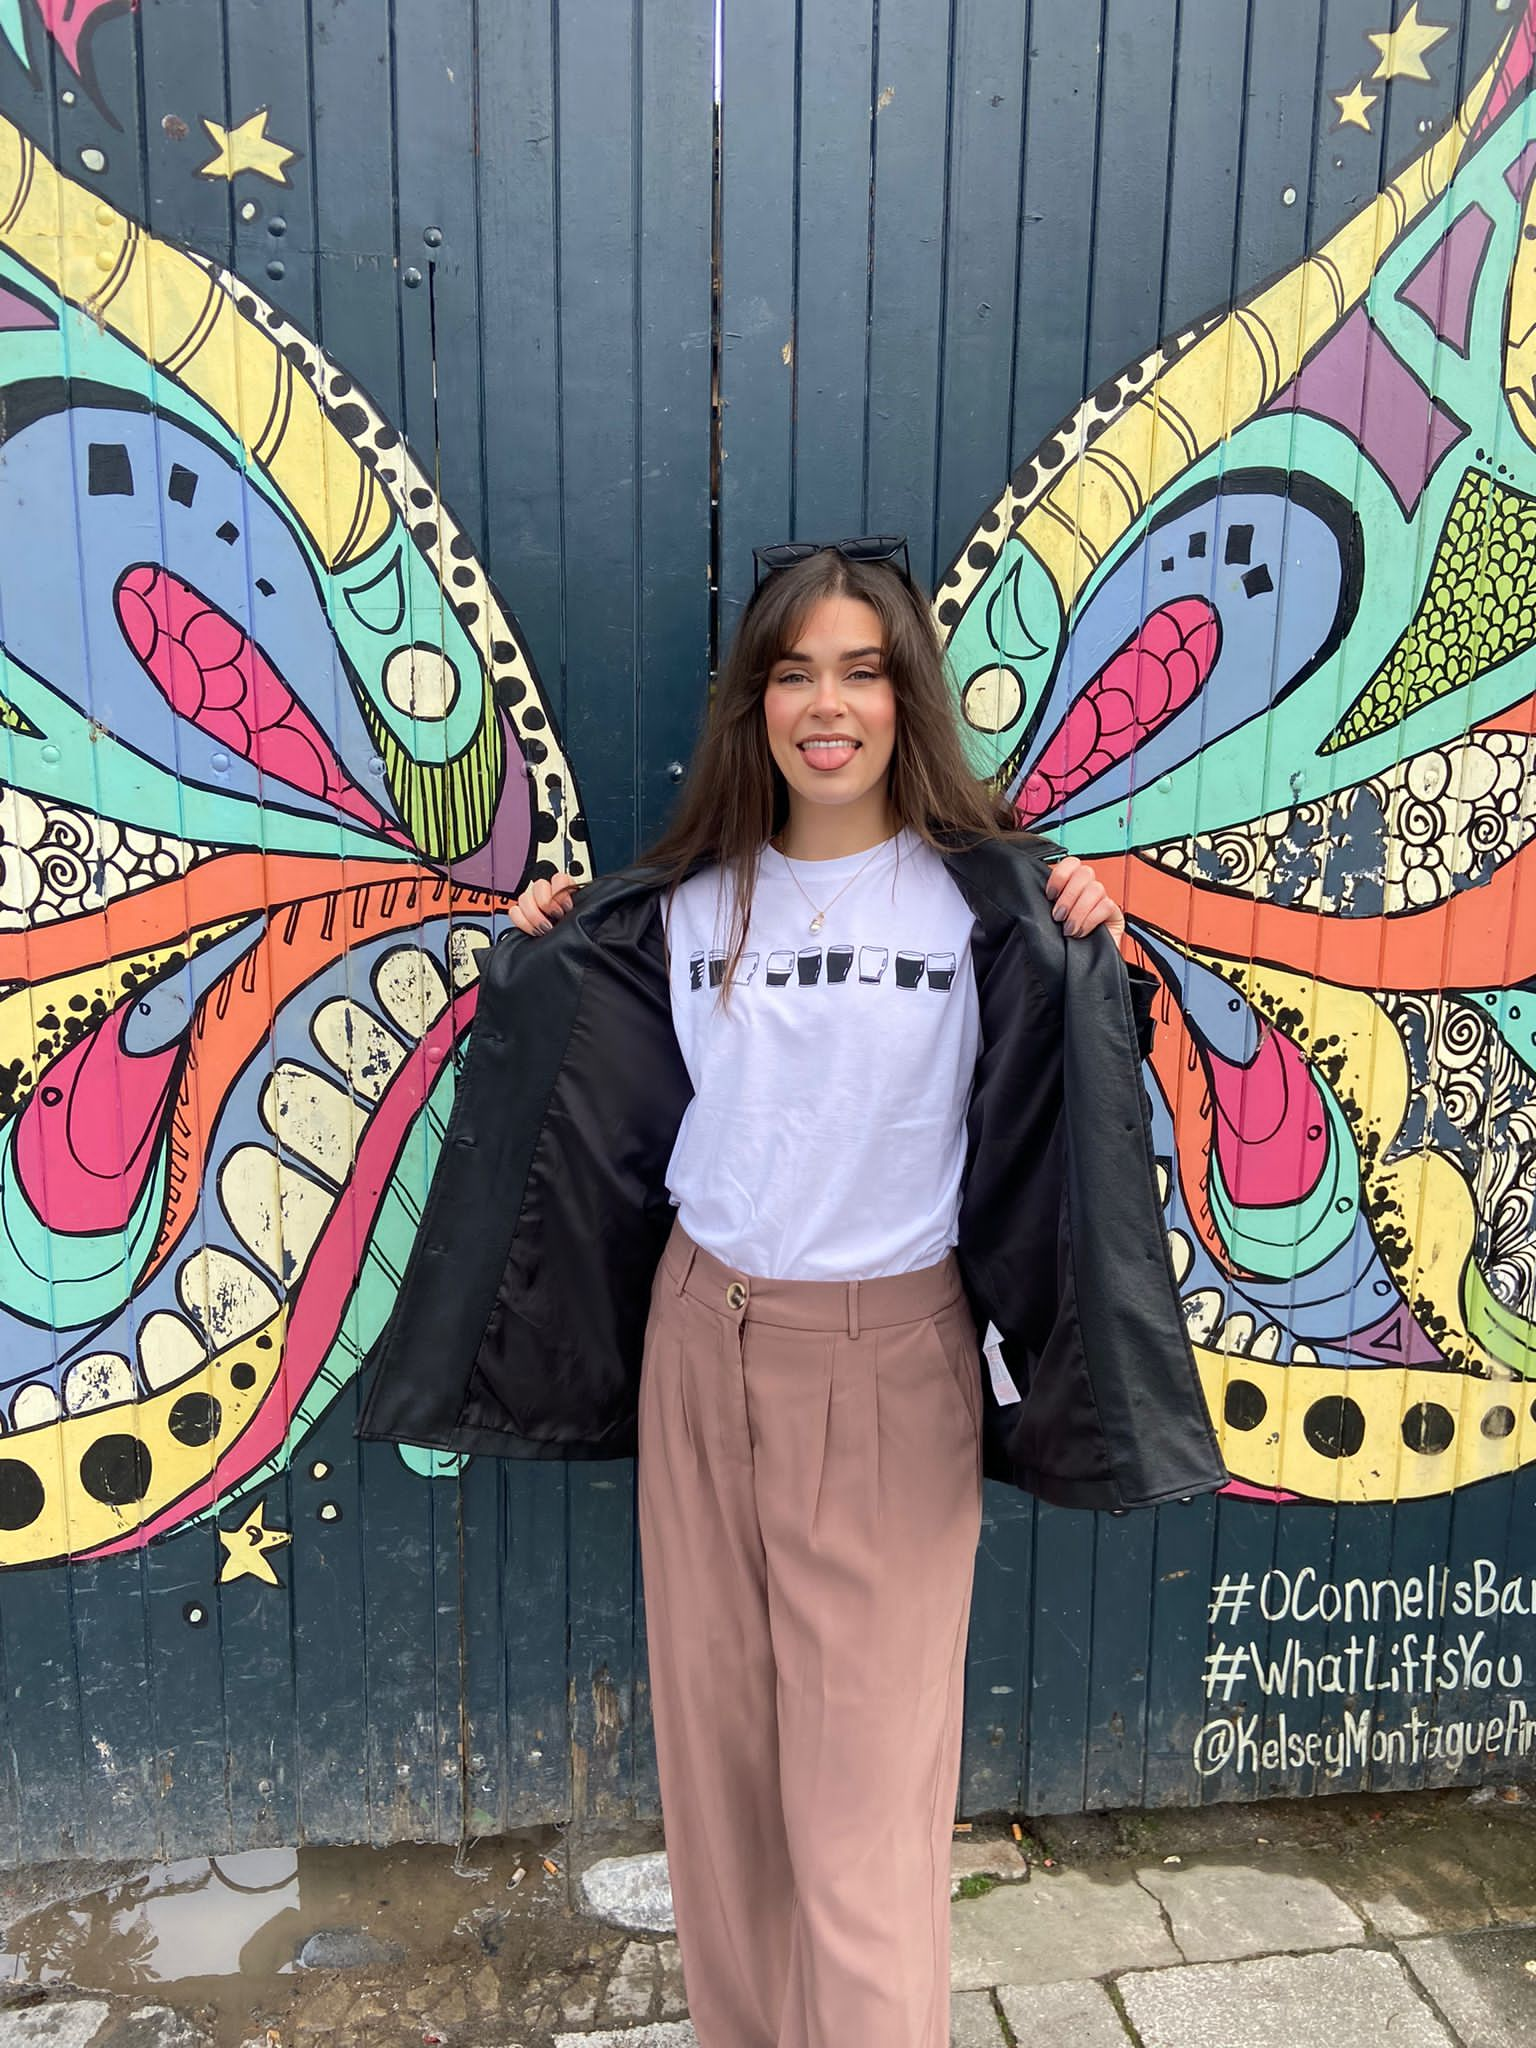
1, 0, 1533, 1861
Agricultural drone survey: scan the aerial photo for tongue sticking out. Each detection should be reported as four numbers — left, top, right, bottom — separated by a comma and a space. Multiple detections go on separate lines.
800, 741, 861, 772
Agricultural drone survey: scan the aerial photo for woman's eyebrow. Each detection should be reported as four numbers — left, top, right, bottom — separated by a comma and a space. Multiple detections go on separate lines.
772, 644, 884, 665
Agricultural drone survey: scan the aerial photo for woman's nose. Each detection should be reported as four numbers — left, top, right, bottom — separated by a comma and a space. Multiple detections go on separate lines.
811, 674, 844, 714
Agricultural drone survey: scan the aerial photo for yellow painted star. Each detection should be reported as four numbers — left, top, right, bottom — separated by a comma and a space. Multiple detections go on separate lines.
1334, 79, 1379, 132
197, 108, 297, 187
218, 1500, 293, 1586
1367, 4, 1449, 84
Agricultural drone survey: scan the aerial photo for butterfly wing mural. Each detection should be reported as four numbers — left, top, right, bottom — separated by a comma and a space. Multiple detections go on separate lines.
939, 4, 1536, 1504
0, 118, 586, 1565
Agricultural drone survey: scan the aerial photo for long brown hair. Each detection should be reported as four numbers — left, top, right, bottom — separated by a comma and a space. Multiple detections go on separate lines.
643, 548, 1029, 991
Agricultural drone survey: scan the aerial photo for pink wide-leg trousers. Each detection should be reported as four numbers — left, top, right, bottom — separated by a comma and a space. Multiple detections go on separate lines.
636, 1221, 984, 2048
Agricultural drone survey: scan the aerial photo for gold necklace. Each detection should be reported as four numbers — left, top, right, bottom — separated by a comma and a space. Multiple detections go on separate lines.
773, 836, 892, 934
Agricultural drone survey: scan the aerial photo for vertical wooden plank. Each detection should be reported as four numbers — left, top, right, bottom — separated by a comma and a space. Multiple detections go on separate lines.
1082, 0, 1179, 396
1013, 0, 1106, 472
789, 0, 876, 540
224, 0, 319, 342
1142, 1499, 1220, 1807
865, 0, 953, 559
1321, 1503, 1395, 1795
554, 0, 640, 874
309, 0, 402, 415
959, 1490, 1033, 1816
134, 0, 233, 258
0, 1571, 90, 1860
70, 1556, 161, 1857
636, 0, 718, 846
1259, 1506, 1338, 1799
496, 1463, 573, 1827
567, 1466, 639, 1821
477, 0, 565, 744
144, 1521, 236, 1858
465, 0, 575, 1787
1084, 1515, 1155, 1810
1159, 0, 1248, 338
1022, 1505, 1094, 1813
932, 0, 1029, 578
717, 0, 797, 636
214, 1512, 302, 1849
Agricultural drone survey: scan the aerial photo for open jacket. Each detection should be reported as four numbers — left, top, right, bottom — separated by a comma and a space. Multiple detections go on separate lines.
355, 836, 1229, 1512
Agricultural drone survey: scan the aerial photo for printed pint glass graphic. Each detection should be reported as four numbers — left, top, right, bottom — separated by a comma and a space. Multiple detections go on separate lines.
926, 952, 956, 991
858, 946, 888, 983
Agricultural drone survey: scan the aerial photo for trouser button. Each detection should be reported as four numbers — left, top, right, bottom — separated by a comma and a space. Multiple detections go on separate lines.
725, 1280, 747, 1311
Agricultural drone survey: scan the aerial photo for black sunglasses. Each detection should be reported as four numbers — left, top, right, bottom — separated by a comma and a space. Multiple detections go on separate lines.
751, 533, 912, 592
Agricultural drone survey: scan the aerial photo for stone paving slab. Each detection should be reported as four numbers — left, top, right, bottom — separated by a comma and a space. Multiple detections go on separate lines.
1442, 1824, 1536, 1923
0, 2007, 111, 2048
1134, 1859, 1365, 1961
1118, 1947, 1455, 2048
950, 1838, 1028, 1899
949, 1866, 1178, 1991
552, 2005, 1005, 2048
948, 1991, 1005, 2045
1329, 1836, 1503, 1938
1399, 1923, 1536, 2048
997, 1977, 1134, 2046
580, 1852, 676, 1934
552, 2026, 697, 2048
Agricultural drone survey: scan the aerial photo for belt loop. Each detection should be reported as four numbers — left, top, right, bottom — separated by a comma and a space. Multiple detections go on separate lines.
848, 1278, 861, 1341
675, 1239, 699, 1296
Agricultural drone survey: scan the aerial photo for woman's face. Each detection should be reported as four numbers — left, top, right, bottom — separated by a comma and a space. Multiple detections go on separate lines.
761, 594, 898, 825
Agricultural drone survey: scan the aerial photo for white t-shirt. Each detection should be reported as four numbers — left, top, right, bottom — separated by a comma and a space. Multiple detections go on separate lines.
662, 829, 981, 1281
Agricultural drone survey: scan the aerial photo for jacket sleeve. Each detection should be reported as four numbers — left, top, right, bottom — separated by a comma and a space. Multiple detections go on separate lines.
353, 922, 578, 1448
959, 864, 1228, 1511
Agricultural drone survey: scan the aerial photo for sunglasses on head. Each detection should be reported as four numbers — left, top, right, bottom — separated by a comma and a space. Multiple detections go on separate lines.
750, 533, 912, 592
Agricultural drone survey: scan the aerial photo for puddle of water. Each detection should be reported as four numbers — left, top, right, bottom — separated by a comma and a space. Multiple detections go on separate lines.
1, 1847, 304, 1986
0, 1834, 550, 1996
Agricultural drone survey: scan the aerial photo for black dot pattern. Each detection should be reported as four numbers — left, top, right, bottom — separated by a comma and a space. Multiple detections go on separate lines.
168, 1393, 222, 1448
1223, 1380, 1267, 1431
1402, 1401, 1455, 1455
1303, 1395, 1366, 1460
80, 1435, 153, 1506
0, 1460, 45, 1530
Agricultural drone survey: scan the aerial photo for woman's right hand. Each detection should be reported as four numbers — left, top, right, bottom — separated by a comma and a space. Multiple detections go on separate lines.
508, 871, 582, 936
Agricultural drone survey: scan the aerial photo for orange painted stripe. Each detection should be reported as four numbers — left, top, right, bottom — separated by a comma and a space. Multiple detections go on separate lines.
1115, 842, 1536, 991
0, 851, 447, 984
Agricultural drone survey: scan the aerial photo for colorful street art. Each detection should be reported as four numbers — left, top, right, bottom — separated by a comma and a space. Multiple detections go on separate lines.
0, 114, 586, 1567
943, 2, 1536, 1504
2, 0, 1535, 1598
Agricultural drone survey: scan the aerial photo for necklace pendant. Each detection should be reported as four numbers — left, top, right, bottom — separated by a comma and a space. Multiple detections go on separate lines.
809, 912, 825, 934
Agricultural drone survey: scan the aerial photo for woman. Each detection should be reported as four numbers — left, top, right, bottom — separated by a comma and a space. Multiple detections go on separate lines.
357, 538, 1227, 2048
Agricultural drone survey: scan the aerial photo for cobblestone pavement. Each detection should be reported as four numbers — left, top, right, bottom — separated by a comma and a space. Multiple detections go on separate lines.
0, 1787, 1531, 2046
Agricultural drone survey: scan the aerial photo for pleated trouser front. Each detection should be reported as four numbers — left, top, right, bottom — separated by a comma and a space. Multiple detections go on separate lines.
636, 1219, 984, 2048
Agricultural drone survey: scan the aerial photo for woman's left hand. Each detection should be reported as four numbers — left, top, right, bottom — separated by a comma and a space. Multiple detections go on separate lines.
1045, 855, 1127, 944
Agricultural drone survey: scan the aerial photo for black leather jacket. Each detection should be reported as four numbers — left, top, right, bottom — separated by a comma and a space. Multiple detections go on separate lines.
355, 836, 1229, 1511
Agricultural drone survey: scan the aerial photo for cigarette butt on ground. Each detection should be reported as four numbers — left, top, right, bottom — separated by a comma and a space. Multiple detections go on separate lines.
542, 1857, 560, 1877
952, 1821, 972, 1834
508, 1866, 526, 1890
1011, 1823, 1023, 1843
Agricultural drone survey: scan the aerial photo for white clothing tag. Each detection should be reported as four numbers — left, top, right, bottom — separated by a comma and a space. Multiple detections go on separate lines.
983, 1322, 1022, 1407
